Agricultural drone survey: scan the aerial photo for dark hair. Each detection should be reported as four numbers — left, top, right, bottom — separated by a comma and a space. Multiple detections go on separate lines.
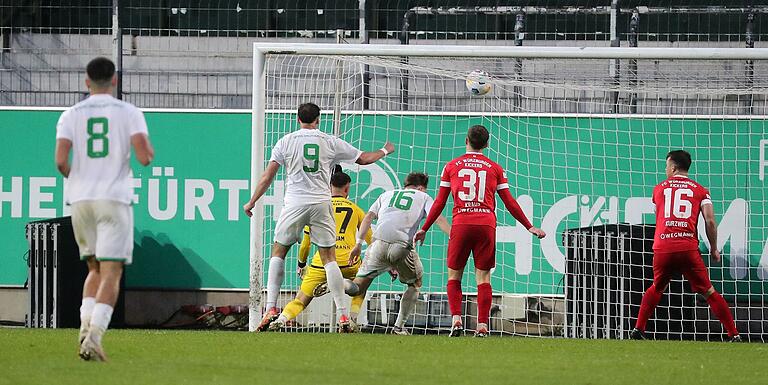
667, 150, 692, 171
467, 125, 489, 150
86, 57, 115, 86
404, 172, 429, 188
298, 103, 321, 124
331, 171, 351, 188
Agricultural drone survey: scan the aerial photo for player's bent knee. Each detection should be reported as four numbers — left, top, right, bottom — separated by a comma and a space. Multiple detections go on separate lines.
271, 243, 291, 258
447, 268, 463, 281
475, 269, 491, 284
86, 257, 99, 272
296, 292, 312, 306
356, 277, 373, 292
98, 261, 124, 280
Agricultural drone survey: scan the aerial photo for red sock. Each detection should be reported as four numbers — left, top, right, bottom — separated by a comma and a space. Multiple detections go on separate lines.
635, 285, 663, 331
477, 283, 492, 325
447, 279, 463, 316
706, 291, 739, 337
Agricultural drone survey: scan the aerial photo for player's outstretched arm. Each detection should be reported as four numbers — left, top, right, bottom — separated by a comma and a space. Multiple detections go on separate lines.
356, 141, 395, 165
350, 211, 377, 264
54, 139, 72, 177
131, 133, 154, 166
701, 202, 721, 262
436, 215, 451, 236
242, 161, 280, 217
414, 186, 450, 244
498, 188, 546, 239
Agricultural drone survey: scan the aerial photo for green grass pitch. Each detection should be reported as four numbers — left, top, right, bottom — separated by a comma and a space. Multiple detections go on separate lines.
1, 328, 766, 385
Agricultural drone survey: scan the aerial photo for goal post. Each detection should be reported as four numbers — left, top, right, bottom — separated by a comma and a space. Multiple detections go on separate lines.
248, 48, 267, 331
250, 43, 768, 340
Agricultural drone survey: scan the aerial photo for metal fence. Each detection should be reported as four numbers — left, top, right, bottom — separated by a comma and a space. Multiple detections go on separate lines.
1, 1, 767, 109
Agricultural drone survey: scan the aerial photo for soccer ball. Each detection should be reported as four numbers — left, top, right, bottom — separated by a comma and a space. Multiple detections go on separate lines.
465, 70, 492, 96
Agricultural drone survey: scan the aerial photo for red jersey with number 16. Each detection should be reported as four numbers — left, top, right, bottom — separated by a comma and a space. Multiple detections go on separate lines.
439, 152, 509, 227
652, 175, 712, 252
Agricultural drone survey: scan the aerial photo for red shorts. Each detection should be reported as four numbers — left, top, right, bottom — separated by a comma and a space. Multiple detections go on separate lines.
447, 224, 496, 271
653, 249, 713, 293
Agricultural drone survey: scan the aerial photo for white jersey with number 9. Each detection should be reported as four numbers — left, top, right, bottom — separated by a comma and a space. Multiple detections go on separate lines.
269, 128, 362, 207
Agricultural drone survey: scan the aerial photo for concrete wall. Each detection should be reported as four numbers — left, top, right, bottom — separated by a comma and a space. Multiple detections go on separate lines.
1, 34, 764, 113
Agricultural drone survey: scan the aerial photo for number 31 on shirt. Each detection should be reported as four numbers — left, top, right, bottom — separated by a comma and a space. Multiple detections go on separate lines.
458, 169, 487, 202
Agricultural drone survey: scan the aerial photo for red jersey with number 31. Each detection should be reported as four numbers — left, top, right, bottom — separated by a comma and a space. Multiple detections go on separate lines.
440, 152, 508, 227
652, 175, 712, 252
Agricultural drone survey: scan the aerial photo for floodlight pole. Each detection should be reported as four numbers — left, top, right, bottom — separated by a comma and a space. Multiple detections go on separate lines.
746, 12, 755, 115
513, 12, 525, 111
359, 0, 371, 110
609, 0, 620, 113
112, 0, 122, 100
628, 10, 639, 114
398, 12, 411, 111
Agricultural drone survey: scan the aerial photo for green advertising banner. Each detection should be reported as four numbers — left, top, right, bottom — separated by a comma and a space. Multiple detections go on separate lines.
1, 109, 252, 289
1, 109, 766, 299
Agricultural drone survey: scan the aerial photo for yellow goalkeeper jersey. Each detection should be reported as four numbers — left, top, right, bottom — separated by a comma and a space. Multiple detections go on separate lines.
299, 196, 373, 268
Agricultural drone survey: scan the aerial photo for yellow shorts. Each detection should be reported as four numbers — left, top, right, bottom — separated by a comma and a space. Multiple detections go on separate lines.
300, 264, 360, 297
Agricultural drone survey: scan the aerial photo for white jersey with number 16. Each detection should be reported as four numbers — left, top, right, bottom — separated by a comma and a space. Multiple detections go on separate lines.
370, 189, 434, 245
56, 94, 148, 205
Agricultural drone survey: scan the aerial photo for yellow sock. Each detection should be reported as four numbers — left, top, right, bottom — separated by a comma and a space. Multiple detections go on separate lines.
282, 299, 306, 321
351, 294, 364, 317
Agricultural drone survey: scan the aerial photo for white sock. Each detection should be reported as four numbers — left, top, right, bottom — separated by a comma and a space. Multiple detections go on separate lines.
395, 286, 419, 328
324, 261, 347, 316
452, 315, 462, 324
89, 303, 114, 345
80, 297, 96, 333
266, 257, 285, 310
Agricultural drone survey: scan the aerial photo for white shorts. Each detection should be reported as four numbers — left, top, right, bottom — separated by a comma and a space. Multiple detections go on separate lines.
273, 201, 336, 248
71, 200, 134, 264
356, 240, 423, 285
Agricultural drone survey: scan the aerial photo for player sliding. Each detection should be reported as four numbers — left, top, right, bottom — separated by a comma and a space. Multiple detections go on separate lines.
415, 125, 545, 337
55, 57, 154, 361
317, 172, 450, 335
268, 171, 371, 332
630, 150, 740, 342
243, 102, 394, 332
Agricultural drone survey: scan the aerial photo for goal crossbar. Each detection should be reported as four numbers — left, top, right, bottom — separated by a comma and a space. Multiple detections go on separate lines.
253, 43, 768, 60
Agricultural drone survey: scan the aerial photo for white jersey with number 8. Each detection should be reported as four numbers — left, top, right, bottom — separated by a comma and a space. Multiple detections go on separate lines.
369, 188, 434, 245
56, 94, 148, 205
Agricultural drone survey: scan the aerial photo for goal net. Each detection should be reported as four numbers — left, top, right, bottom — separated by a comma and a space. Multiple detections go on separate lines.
250, 44, 768, 341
